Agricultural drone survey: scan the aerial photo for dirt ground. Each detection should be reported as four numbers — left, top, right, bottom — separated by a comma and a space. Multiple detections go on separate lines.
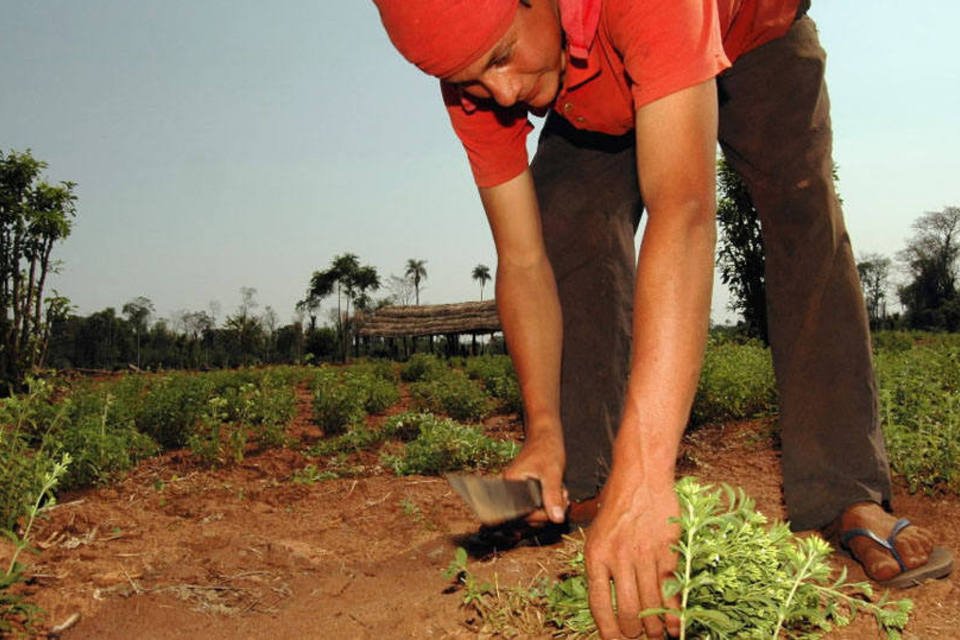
3, 385, 958, 639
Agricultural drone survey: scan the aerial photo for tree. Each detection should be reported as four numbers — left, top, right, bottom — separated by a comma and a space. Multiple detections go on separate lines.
715, 158, 767, 342
405, 258, 427, 305
303, 253, 380, 360
857, 253, 892, 330
384, 273, 416, 306
224, 287, 264, 365
122, 296, 154, 368
472, 264, 492, 301
897, 206, 960, 330
0, 149, 77, 390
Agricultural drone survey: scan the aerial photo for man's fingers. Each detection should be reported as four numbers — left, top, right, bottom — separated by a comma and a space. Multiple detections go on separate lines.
543, 483, 567, 523
661, 552, 682, 637
587, 565, 620, 640
636, 560, 666, 639
611, 567, 643, 639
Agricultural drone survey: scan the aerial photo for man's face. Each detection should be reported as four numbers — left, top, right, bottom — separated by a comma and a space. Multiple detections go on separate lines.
444, 0, 565, 109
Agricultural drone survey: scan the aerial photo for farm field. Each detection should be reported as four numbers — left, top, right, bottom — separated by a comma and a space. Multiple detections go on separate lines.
2, 341, 959, 639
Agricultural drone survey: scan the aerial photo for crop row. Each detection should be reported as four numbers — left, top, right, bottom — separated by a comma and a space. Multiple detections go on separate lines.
3, 333, 959, 530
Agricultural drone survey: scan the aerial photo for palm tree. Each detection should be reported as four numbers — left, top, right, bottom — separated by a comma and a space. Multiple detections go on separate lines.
472, 264, 492, 301
405, 259, 427, 305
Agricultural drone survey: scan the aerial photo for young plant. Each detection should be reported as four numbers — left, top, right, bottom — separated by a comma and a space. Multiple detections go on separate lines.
448, 478, 912, 640
383, 412, 517, 475
1, 453, 71, 635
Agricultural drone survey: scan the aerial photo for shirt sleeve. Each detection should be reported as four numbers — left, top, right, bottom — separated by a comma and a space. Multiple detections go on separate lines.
441, 81, 533, 188
605, 0, 730, 110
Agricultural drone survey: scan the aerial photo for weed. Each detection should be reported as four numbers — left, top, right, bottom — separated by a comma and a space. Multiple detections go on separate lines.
291, 464, 328, 485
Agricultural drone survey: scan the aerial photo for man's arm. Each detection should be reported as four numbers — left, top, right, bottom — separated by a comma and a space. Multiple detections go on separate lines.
584, 77, 718, 640
479, 171, 568, 523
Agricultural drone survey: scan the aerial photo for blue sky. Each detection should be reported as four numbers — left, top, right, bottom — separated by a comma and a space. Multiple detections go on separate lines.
2, 1, 958, 326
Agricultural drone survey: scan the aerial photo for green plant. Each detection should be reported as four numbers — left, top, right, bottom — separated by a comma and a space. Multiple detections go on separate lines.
464, 355, 523, 414
692, 341, 777, 426
312, 368, 366, 436
186, 396, 234, 465
383, 412, 517, 475
400, 353, 447, 382
1, 453, 71, 635
48, 393, 158, 490
875, 341, 960, 492
447, 478, 912, 640
307, 425, 381, 456
291, 464, 332, 484
132, 373, 213, 448
409, 370, 492, 422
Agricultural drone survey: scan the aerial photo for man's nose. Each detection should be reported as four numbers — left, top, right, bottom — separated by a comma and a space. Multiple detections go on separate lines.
484, 71, 522, 107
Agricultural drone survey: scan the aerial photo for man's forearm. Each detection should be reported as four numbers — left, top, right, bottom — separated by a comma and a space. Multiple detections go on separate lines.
479, 171, 563, 438
614, 207, 715, 486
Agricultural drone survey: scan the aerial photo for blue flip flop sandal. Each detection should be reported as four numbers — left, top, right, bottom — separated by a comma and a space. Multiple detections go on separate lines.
840, 518, 954, 589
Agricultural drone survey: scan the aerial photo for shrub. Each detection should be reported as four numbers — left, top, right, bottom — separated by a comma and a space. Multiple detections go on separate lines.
691, 341, 777, 426
465, 355, 523, 415
46, 392, 158, 489
384, 412, 518, 475
400, 353, 447, 382
0, 430, 56, 531
410, 369, 492, 422
311, 367, 365, 437
131, 374, 213, 448
875, 343, 960, 493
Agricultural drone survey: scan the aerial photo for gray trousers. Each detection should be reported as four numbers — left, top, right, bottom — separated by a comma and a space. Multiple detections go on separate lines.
529, 13, 892, 531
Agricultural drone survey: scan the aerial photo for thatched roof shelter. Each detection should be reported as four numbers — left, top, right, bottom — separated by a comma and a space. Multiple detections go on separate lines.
357, 300, 500, 338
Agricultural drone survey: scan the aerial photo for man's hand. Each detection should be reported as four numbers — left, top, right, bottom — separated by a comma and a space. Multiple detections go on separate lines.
585, 474, 681, 639
503, 425, 568, 524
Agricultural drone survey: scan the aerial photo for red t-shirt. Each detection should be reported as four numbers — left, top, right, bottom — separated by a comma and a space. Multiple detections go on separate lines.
443, 0, 800, 187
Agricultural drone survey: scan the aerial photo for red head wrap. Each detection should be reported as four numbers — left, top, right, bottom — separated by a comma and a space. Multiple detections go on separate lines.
373, 0, 518, 78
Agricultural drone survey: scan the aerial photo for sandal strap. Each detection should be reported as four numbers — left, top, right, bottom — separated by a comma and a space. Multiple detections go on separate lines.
840, 517, 912, 573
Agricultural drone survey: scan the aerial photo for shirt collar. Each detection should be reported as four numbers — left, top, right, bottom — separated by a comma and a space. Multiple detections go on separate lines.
559, 0, 602, 60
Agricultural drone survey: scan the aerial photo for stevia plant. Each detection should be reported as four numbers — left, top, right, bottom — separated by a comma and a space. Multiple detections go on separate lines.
1, 453, 71, 636
446, 478, 912, 640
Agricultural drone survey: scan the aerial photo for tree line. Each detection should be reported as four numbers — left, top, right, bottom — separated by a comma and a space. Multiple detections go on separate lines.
2, 147, 958, 391
716, 157, 960, 341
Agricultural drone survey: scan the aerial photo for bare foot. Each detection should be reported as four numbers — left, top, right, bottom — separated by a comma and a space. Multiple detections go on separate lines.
838, 502, 936, 582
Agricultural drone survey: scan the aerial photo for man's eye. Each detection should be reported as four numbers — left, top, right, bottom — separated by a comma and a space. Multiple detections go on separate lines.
490, 52, 510, 68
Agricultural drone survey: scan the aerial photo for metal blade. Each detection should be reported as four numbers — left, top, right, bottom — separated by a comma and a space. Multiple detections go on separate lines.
446, 474, 543, 525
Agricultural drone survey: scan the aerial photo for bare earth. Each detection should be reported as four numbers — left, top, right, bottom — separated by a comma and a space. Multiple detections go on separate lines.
3, 385, 958, 639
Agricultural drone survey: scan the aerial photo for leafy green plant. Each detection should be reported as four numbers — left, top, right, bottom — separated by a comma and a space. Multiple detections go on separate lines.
875, 341, 960, 492
130, 373, 213, 448
186, 396, 234, 465
47, 392, 158, 490
383, 412, 517, 475
400, 353, 447, 382
692, 340, 777, 426
410, 369, 492, 422
447, 478, 912, 640
311, 368, 365, 436
291, 464, 334, 484
464, 355, 523, 415
307, 425, 381, 456
1, 453, 71, 635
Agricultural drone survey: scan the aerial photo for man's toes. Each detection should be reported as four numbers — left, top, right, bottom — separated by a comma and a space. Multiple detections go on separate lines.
863, 549, 902, 581
897, 535, 933, 569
